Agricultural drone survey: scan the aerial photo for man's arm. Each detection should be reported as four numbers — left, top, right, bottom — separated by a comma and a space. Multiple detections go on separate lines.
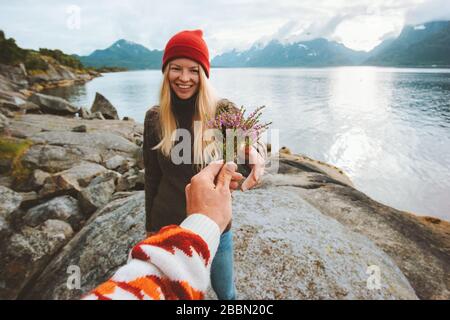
82, 214, 220, 300
82, 161, 237, 300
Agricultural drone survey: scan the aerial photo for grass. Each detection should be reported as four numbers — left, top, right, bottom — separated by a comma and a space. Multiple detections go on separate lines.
0, 135, 33, 182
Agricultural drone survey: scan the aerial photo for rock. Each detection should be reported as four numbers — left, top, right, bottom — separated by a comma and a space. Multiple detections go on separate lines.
279, 146, 292, 155
134, 135, 143, 147
118, 159, 137, 174
104, 155, 126, 170
78, 178, 116, 216
0, 64, 28, 88
18, 191, 40, 209
91, 111, 105, 120
29, 131, 139, 155
0, 186, 23, 220
111, 191, 135, 200
39, 163, 107, 198
0, 175, 14, 189
22, 144, 102, 173
29, 93, 79, 115
90, 92, 119, 120
24, 192, 145, 299
278, 152, 353, 187
0, 106, 15, 118
0, 112, 10, 134
0, 219, 73, 299
9, 113, 143, 143
79, 107, 92, 119
228, 186, 417, 300
23, 195, 84, 231
30, 169, 51, 190
89, 170, 121, 186
264, 154, 450, 299
116, 172, 138, 191
0, 98, 20, 111
123, 116, 134, 121
136, 169, 145, 189
18, 101, 40, 113
135, 148, 145, 170
71, 125, 87, 133
0, 216, 12, 242
295, 181, 450, 300
24, 188, 417, 300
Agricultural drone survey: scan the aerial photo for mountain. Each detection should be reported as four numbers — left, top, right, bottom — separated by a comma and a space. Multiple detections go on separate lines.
365, 21, 450, 67
77, 20, 450, 70
77, 39, 163, 70
212, 38, 369, 67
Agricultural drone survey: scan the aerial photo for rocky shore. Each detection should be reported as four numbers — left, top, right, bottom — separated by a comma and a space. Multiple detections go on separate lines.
0, 63, 448, 300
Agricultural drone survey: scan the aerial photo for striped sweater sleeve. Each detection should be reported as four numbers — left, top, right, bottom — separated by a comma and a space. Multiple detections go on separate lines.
82, 214, 220, 300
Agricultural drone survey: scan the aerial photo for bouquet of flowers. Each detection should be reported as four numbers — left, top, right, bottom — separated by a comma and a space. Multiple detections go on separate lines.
207, 104, 272, 163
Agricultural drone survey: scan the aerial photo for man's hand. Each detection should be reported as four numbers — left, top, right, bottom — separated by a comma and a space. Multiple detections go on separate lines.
185, 161, 237, 233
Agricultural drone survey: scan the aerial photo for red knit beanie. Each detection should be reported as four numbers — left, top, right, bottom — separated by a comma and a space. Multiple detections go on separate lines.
162, 29, 210, 78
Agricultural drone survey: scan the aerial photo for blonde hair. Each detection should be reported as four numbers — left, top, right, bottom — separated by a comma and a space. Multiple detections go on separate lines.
153, 63, 220, 168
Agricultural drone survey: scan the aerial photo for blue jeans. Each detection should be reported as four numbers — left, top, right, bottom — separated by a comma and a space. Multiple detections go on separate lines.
210, 230, 236, 300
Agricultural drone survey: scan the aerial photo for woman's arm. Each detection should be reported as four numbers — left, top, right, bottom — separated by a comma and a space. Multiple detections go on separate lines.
143, 106, 162, 232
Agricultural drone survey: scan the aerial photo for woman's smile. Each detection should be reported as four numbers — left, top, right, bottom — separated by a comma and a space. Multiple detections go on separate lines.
168, 58, 200, 99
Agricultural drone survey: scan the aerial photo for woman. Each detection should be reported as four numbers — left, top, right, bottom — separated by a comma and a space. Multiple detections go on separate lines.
143, 29, 264, 300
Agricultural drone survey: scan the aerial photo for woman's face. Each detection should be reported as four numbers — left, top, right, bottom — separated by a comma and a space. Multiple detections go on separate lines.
168, 58, 200, 100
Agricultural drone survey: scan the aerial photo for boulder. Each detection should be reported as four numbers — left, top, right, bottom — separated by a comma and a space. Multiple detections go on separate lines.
0, 186, 23, 220
23, 195, 84, 231
22, 144, 102, 173
0, 64, 28, 89
136, 169, 145, 189
18, 101, 40, 113
39, 163, 107, 198
89, 170, 121, 186
24, 192, 146, 299
296, 181, 450, 300
0, 219, 73, 299
90, 92, 119, 120
0, 106, 15, 118
18, 191, 40, 209
117, 159, 137, 174
104, 155, 126, 170
91, 111, 105, 120
79, 107, 92, 120
0, 113, 10, 134
78, 178, 116, 216
0, 216, 12, 242
24, 188, 418, 300
8, 113, 143, 143
71, 125, 87, 133
116, 171, 138, 191
30, 169, 51, 190
29, 131, 139, 155
262, 154, 449, 299
29, 93, 79, 115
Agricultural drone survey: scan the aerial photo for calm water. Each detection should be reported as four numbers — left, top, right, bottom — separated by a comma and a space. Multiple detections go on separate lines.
45, 67, 450, 221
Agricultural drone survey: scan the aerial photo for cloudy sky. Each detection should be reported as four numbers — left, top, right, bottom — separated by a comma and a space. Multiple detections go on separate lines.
1, 0, 450, 57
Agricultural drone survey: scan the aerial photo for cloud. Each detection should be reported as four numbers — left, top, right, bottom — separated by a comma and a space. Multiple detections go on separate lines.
405, 0, 450, 25
0, 0, 448, 57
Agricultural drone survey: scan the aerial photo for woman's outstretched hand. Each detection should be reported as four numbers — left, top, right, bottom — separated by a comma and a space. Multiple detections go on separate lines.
241, 145, 265, 191
229, 171, 244, 192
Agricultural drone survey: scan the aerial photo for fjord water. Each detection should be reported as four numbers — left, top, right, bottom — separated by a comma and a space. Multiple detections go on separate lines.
45, 67, 450, 221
